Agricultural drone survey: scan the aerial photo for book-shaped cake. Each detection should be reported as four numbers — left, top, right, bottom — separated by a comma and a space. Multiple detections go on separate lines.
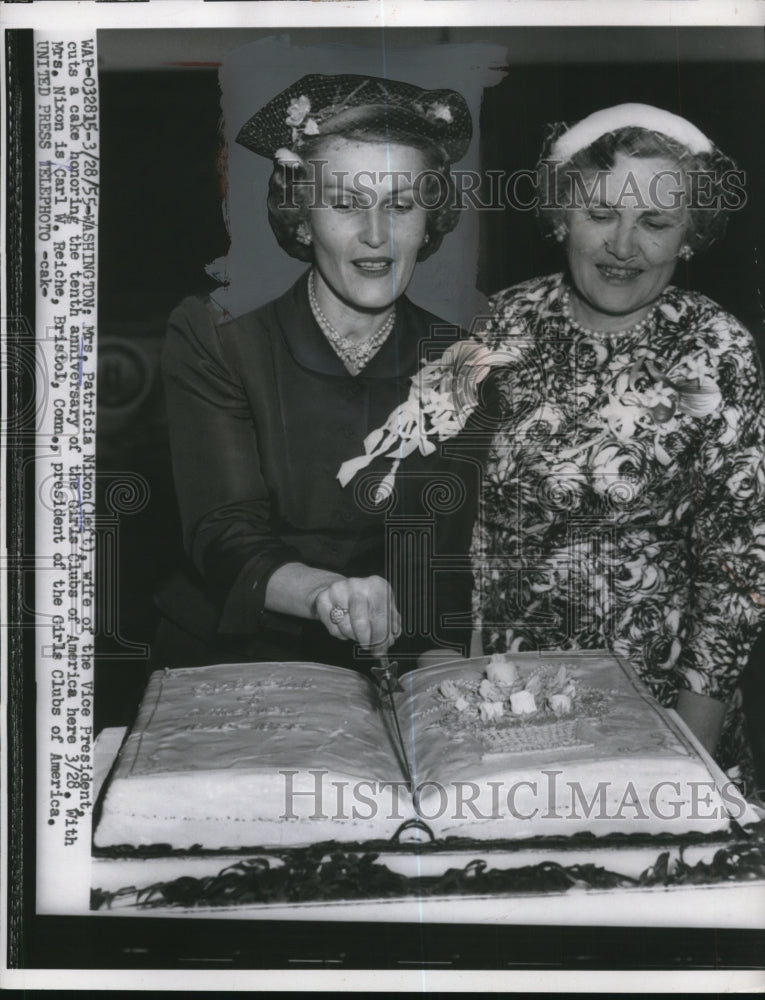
93, 652, 746, 850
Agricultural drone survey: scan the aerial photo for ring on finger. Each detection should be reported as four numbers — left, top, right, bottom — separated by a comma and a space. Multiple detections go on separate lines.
329, 605, 348, 626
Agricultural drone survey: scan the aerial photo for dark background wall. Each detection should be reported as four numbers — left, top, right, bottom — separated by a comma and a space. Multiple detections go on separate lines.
94, 29, 765, 752
95, 69, 226, 726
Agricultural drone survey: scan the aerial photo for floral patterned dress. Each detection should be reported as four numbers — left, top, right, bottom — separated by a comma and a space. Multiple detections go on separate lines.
473, 272, 765, 784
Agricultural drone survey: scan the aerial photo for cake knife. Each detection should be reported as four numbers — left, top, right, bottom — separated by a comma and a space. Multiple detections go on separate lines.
371, 654, 415, 792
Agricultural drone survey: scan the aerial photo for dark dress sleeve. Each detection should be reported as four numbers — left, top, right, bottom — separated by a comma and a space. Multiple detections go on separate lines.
389, 360, 493, 664
429, 451, 482, 657
426, 381, 496, 658
161, 297, 301, 634
382, 453, 479, 664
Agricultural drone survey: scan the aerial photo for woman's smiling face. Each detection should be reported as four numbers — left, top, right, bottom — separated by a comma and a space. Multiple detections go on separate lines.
306, 136, 428, 313
565, 152, 688, 329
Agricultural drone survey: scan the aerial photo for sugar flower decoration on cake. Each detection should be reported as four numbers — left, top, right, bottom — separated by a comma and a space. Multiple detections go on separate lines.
509, 690, 537, 716
486, 656, 517, 686
479, 701, 505, 722
479, 678, 504, 702
548, 693, 572, 716
435, 656, 608, 730
439, 679, 461, 701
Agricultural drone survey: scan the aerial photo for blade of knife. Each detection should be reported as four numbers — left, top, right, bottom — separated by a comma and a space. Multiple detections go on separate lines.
370, 654, 414, 791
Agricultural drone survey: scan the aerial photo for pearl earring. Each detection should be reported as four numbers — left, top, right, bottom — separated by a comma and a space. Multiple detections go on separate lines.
296, 222, 312, 246
677, 244, 693, 261
554, 224, 567, 244
422, 233, 430, 247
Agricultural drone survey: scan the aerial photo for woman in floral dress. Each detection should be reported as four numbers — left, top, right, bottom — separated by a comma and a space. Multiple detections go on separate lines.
473, 104, 765, 784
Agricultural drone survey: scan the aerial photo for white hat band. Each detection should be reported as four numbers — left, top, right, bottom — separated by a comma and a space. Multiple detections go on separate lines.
550, 103, 713, 162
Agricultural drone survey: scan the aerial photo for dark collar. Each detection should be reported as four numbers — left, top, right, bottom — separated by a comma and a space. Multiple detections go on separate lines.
272, 271, 443, 380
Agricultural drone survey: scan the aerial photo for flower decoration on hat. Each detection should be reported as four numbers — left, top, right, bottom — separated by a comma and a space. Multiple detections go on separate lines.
285, 95, 311, 127
273, 147, 305, 168
416, 98, 453, 124
235, 74, 472, 163
285, 95, 321, 146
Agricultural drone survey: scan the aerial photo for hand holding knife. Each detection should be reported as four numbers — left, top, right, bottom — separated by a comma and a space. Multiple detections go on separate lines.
370, 653, 415, 792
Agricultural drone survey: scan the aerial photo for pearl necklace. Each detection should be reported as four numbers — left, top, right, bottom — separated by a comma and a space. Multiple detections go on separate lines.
561, 286, 659, 339
308, 271, 395, 375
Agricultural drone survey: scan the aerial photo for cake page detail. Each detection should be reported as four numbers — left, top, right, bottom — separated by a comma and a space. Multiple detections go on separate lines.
127, 662, 400, 779
93, 662, 413, 848
94, 653, 737, 850
398, 653, 734, 838
402, 652, 696, 785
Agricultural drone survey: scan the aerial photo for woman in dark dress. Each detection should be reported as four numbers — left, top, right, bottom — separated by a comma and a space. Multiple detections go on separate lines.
158, 74, 481, 672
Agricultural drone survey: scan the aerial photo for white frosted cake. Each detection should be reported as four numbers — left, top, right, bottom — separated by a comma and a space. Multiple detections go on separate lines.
93, 653, 747, 852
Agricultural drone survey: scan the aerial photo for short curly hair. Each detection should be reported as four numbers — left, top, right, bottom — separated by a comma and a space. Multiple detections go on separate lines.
536, 125, 743, 253
266, 130, 461, 263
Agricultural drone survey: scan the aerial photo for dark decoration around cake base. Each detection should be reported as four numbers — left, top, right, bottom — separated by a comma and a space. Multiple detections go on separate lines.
91, 838, 765, 911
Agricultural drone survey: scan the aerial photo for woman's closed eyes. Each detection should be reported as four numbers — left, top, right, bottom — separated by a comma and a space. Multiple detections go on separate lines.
586, 206, 682, 231
328, 194, 416, 213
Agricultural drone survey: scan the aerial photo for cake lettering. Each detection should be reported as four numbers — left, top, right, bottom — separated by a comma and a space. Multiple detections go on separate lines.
187, 704, 286, 718
190, 676, 318, 700
182, 720, 299, 732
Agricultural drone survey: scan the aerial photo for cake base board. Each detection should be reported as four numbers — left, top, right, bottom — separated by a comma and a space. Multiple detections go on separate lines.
89, 866, 765, 927
90, 840, 718, 890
